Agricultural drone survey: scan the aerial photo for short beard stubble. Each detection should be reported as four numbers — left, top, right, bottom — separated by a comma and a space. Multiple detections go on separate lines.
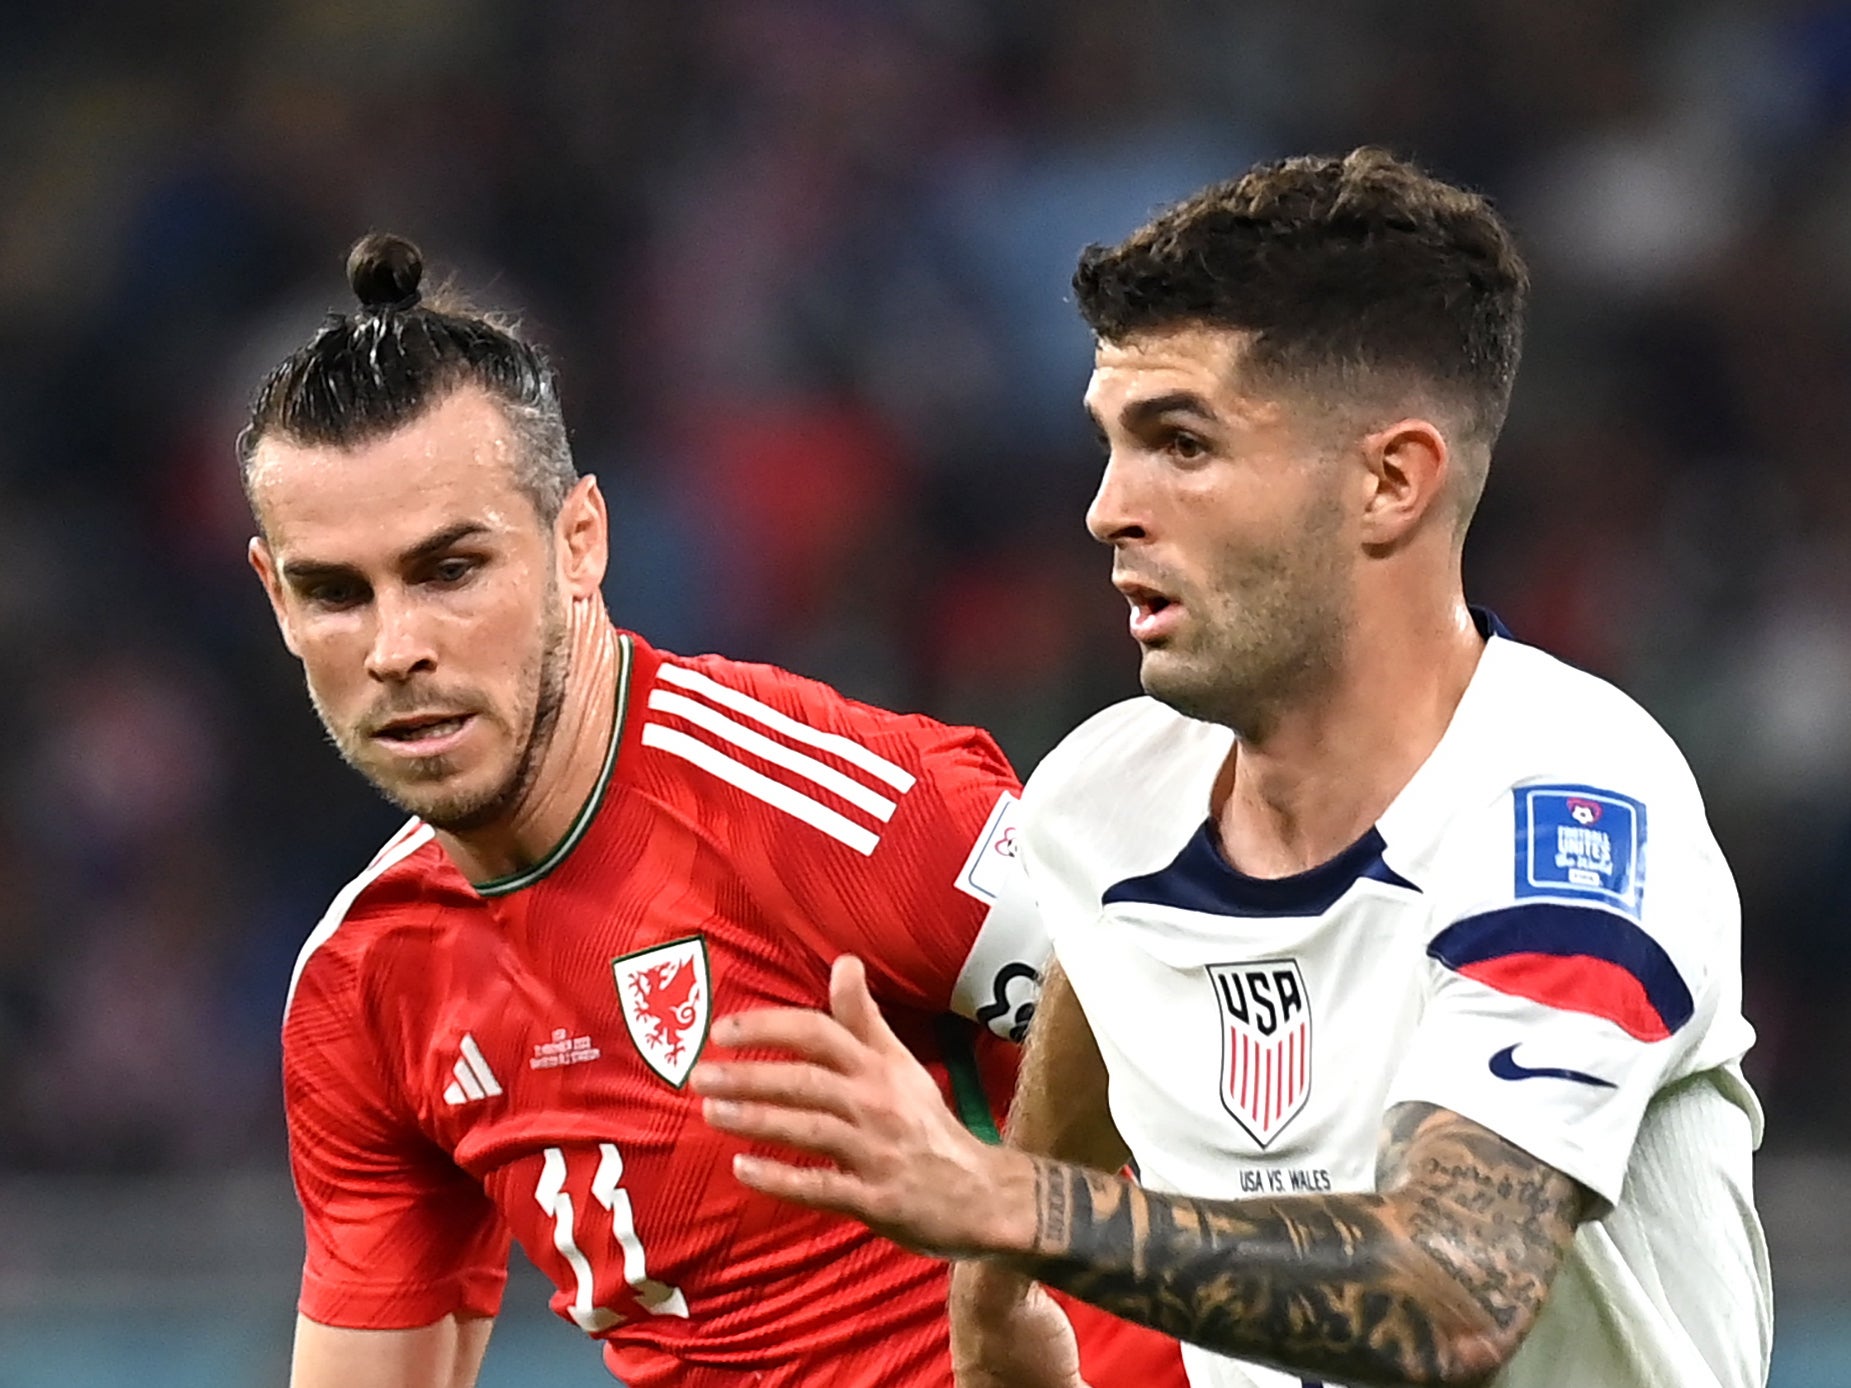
318, 582, 572, 833
1141, 486, 1350, 743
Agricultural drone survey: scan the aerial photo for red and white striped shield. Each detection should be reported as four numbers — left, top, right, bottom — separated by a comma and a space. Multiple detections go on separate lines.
1208, 959, 1312, 1148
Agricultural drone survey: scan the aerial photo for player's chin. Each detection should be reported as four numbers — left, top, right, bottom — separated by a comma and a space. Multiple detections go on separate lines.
1138, 652, 1227, 720
1136, 646, 1197, 697
403, 783, 510, 831
365, 755, 502, 823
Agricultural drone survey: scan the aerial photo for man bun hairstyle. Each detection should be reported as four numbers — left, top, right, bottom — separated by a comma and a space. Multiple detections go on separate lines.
346, 231, 425, 314
1073, 147, 1529, 461
239, 233, 576, 524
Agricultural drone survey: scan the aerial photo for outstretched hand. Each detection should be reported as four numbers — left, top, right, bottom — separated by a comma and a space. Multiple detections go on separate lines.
690, 955, 1038, 1261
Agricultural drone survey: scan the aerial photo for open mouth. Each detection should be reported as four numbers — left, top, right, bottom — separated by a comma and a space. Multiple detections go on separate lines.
1115, 576, 1183, 642
1117, 579, 1176, 618
374, 713, 473, 744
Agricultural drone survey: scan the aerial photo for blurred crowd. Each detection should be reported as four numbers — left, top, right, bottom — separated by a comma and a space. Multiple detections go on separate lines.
3, 0, 1850, 1173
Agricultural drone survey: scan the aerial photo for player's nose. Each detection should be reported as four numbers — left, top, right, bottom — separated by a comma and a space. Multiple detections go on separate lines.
1085, 450, 1149, 546
365, 589, 439, 682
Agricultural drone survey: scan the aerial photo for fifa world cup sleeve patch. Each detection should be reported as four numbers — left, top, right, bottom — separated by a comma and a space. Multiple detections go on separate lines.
953, 791, 1022, 905
1513, 784, 1645, 919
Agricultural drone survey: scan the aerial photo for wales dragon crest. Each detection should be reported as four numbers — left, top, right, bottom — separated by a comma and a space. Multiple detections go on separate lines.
613, 935, 711, 1087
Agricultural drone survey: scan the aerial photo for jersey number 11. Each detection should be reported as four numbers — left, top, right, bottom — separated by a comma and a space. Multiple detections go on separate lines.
535, 1143, 690, 1330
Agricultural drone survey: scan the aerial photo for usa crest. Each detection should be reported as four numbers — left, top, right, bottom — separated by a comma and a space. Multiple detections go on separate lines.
613, 935, 711, 1088
1208, 959, 1312, 1148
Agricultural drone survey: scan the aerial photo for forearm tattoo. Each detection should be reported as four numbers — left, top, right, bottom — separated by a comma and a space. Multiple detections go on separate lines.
1009, 1103, 1589, 1387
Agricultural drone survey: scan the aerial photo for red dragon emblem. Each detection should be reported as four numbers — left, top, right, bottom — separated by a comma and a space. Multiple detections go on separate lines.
630, 958, 702, 1064
613, 936, 711, 1086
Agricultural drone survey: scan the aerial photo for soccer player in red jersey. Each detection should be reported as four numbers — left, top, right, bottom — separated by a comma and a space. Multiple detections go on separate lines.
241, 233, 1184, 1388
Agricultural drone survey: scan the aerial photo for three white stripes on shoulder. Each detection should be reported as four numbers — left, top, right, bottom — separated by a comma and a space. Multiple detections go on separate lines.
641, 665, 916, 857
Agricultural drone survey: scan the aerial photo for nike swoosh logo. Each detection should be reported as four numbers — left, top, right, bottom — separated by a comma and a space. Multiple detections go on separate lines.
1488, 1044, 1616, 1088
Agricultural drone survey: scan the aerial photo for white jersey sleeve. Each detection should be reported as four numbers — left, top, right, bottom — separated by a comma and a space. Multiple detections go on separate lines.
1386, 769, 1743, 1206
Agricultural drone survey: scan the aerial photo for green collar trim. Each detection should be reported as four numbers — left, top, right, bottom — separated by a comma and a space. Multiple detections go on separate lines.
474, 633, 633, 898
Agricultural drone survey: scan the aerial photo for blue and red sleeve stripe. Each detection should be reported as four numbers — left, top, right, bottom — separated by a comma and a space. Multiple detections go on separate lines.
1427, 902, 1694, 1042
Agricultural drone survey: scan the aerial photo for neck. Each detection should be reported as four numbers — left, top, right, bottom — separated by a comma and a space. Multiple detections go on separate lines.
438, 605, 620, 884
1215, 579, 1482, 878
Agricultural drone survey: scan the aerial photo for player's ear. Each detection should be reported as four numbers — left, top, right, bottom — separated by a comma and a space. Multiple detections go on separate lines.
555, 474, 608, 600
247, 536, 302, 658
1359, 417, 1448, 548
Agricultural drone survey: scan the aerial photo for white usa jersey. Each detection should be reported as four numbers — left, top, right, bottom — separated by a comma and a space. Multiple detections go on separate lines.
1023, 622, 1771, 1388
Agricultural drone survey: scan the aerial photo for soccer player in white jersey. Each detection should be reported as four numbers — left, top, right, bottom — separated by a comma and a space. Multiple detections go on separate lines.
690, 146, 1773, 1388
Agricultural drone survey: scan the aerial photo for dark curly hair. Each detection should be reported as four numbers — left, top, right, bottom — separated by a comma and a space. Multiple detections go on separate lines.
1073, 148, 1529, 460
238, 232, 577, 525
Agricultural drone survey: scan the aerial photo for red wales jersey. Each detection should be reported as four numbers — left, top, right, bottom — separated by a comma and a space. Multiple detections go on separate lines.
283, 629, 1181, 1387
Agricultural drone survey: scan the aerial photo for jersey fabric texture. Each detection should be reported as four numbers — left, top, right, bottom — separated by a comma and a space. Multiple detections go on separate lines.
1022, 620, 1772, 1388
284, 628, 1182, 1387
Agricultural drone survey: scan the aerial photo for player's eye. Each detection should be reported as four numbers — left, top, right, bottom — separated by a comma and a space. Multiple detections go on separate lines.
429, 556, 479, 586
1166, 431, 1209, 462
304, 580, 366, 610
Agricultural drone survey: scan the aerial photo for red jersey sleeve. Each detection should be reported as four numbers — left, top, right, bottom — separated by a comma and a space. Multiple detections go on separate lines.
809, 714, 1033, 1020
640, 649, 1047, 1038
284, 925, 510, 1329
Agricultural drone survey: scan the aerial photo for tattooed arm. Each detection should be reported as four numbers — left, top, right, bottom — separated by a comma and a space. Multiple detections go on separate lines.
950, 961, 1128, 1387
693, 957, 1592, 1388
1014, 1102, 1590, 1387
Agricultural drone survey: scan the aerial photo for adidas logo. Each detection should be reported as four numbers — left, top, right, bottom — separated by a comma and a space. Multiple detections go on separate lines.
443, 1033, 504, 1105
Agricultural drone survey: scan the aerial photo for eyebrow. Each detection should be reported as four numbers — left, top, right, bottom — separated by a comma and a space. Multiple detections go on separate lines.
280, 521, 492, 584
1120, 391, 1219, 430
1085, 390, 1221, 436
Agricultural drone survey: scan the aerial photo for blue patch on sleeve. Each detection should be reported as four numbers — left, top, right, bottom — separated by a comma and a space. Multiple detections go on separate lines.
1513, 785, 1646, 919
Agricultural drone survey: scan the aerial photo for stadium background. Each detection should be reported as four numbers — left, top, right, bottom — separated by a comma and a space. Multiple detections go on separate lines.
1, 1, 1847, 1383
